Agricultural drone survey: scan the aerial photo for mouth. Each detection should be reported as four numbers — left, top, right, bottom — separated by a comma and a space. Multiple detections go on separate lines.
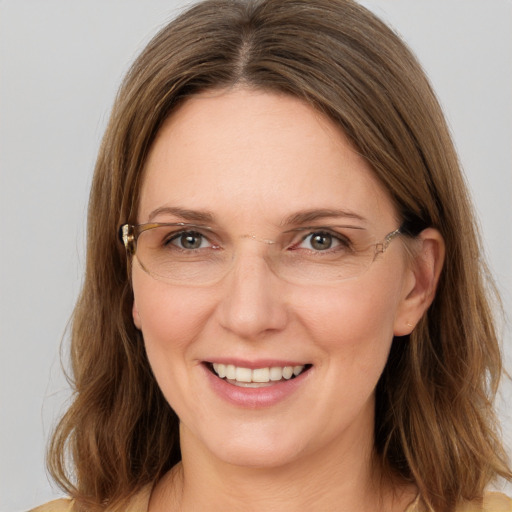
206, 362, 312, 388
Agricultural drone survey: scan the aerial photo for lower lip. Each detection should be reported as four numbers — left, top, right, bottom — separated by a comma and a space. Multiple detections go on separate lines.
202, 364, 311, 409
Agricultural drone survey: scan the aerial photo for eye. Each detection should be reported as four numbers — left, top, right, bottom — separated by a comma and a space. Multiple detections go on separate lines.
298, 231, 348, 251
308, 232, 333, 251
168, 231, 210, 250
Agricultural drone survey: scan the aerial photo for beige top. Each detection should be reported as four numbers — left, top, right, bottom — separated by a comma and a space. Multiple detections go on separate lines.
29, 487, 512, 512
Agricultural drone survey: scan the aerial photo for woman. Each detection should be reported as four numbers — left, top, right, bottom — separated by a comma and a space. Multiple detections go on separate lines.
32, 0, 511, 511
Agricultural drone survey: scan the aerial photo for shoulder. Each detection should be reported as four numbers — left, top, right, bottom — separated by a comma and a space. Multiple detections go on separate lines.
27, 484, 152, 512
408, 492, 512, 512
28, 498, 75, 512
454, 492, 512, 511
454, 492, 512, 512
478, 492, 512, 511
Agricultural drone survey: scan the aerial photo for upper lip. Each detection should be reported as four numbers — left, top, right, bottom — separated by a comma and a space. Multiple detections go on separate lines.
204, 358, 310, 369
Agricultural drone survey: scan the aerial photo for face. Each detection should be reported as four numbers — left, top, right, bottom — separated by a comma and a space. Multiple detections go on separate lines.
132, 88, 416, 470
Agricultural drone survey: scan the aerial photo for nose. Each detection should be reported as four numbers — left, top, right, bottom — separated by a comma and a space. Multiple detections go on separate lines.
216, 250, 289, 340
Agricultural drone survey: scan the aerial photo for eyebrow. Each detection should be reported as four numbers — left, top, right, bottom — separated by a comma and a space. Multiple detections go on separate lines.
281, 208, 367, 227
147, 206, 215, 224
146, 206, 366, 227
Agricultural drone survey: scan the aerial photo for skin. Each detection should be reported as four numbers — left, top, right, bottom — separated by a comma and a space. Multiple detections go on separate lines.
131, 88, 444, 511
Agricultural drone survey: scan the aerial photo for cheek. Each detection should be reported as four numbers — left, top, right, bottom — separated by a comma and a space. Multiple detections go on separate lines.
132, 272, 219, 412
295, 270, 404, 366
132, 271, 215, 355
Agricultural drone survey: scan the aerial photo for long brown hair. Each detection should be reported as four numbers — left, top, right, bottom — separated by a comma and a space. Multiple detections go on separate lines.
48, 1, 511, 510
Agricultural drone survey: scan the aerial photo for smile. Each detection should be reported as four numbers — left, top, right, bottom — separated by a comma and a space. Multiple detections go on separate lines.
209, 363, 311, 387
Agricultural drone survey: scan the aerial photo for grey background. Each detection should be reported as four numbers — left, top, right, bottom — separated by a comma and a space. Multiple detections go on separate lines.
0, 1, 511, 510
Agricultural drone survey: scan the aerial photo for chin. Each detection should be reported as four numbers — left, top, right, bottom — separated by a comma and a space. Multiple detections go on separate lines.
185, 420, 308, 469
215, 441, 304, 469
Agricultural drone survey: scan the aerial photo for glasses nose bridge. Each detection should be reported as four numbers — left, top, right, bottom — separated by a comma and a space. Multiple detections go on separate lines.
239, 233, 277, 246
226, 232, 280, 278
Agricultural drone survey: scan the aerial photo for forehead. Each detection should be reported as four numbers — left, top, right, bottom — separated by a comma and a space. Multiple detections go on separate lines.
138, 88, 397, 230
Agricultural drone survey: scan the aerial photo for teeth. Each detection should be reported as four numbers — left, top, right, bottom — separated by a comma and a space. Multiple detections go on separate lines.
270, 366, 283, 381
235, 367, 252, 382
252, 367, 270, 382
282, 366, 293, 379
212, 363, 306, 383
215, 364, 226, 378
225, 364, 236, 380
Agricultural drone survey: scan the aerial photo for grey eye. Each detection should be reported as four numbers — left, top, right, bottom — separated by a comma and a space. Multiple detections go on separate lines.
172, 232, 206, 250
308, 232, 333, 251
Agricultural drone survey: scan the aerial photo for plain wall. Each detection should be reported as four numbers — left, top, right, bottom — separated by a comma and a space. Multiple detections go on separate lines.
0, 1, 510, 510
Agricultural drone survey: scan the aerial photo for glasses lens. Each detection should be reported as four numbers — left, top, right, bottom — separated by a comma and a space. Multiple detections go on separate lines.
134, 225, 394, 285
277, 249, 374, 283
135, 225, 226, 283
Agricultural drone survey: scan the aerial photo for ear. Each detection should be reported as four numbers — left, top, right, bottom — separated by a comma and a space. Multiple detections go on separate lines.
132, 300, 142, 330
393, 228, 445, 336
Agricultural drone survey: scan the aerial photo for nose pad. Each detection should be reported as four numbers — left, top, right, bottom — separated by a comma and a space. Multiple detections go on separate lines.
216, 246, 288, 340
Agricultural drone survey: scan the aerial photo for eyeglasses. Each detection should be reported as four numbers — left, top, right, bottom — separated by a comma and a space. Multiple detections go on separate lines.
120, 222, 402, 286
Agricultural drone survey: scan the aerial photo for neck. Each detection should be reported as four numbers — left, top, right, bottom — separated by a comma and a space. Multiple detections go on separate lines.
149, 416, 415, 512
